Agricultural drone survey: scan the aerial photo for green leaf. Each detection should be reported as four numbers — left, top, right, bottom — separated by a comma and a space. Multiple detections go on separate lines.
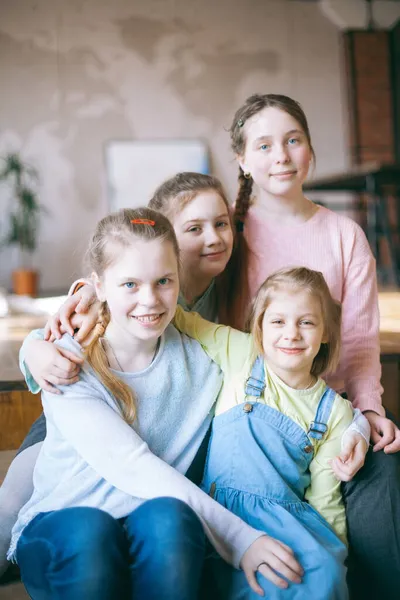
0, 152, 43, 255
20, 188, 40, 212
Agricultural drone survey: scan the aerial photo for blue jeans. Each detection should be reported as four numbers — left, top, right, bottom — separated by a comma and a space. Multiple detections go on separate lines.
16, 497, 205, 600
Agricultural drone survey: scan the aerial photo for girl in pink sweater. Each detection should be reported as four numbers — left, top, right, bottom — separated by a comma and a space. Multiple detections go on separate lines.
226, 93, 400, 600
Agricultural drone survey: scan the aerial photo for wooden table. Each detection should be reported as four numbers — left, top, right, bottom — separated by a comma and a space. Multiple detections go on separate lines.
379, 291, 400, 357
0, 314, 47, 450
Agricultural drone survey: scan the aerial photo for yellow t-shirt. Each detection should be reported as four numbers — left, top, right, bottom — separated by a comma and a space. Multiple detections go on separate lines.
174, 306, 354, 544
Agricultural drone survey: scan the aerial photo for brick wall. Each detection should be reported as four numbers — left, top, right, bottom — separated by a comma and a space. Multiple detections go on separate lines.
344, 31, 396, 166
392, 22, 400, 162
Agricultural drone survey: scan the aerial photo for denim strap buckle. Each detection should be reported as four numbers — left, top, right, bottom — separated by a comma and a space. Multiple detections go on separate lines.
244, 376, 265, 397
244, 355, 266, 397
308, 421, 328, 440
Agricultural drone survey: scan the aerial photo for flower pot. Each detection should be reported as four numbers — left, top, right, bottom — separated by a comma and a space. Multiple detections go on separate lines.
12, 269, 39, 297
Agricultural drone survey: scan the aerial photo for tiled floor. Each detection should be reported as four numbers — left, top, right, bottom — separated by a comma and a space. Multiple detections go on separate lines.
0, 451, 29, 599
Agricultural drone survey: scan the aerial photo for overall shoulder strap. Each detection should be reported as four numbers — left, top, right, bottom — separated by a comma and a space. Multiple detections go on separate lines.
245, 356, 266, 398
308, 386, 337, 440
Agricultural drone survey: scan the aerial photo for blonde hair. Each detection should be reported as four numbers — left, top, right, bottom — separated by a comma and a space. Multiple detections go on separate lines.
248, 267, 341, 377
84, 207, 179, 423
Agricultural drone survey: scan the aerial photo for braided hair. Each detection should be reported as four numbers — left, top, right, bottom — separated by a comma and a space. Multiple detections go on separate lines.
230, 93, 314, 230
225, 94, 315, 328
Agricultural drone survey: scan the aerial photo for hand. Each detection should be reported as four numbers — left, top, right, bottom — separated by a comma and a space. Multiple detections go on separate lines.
240, 535, 303, 596
331, 432, 368, 481
68, 302, 103, 344
44, 285, 97, 340
364, 411, 400, 454
25, 339, 84, 394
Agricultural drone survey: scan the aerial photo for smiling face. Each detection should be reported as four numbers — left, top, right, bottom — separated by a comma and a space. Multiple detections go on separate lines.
238, 106, 312, 199
172, 190, 234, 281
95, 237, 180, 345
261, 287, 326, 384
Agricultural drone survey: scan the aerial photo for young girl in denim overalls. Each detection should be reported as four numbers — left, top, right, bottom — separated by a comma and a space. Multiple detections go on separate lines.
175, 266, 365, 599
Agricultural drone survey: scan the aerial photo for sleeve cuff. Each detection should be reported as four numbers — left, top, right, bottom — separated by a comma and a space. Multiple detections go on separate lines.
19, 329, 46, 394
68, 278, 91, 296
342, 409, 371, 446
231, 529, 265, 570
24, 368, 42, 394
353, 398, 386, 417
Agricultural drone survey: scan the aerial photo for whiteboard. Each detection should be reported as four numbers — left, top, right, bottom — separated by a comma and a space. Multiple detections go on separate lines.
105, 139, 209, 211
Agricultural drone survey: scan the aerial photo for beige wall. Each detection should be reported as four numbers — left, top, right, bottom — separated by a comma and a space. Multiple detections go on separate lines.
0, 0, 349, 291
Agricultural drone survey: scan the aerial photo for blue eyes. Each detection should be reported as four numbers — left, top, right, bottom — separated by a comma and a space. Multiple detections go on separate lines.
124, 279, 170, 289
270, 320, 315, 326
260, 138, 299, 150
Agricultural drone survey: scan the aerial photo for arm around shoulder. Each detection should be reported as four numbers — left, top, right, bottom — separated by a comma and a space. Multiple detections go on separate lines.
20, 332, 83, 395
173, 306, 252, 372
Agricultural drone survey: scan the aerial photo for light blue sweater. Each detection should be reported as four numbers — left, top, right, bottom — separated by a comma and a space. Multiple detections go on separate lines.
9, 324, 263, 567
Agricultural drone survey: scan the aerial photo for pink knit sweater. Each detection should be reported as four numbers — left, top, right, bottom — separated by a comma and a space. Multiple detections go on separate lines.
242, 204, 383, 415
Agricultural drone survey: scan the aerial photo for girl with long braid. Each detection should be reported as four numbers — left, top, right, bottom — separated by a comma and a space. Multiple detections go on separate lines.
226, 94, 400, 599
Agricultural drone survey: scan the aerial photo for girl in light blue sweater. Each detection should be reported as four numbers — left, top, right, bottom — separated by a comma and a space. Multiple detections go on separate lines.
8, 207, 304, 600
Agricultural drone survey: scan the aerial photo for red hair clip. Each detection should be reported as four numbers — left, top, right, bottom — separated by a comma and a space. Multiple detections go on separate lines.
131, 218, 155, 226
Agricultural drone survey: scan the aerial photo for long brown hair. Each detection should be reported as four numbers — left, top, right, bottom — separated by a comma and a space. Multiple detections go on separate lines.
84, 207, 179, 423
149, 172, 235, 322
248, 267, 341, 377
226, 94, 315, 328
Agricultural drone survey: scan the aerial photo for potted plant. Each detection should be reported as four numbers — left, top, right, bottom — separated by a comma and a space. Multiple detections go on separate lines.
0, 152, 44, 296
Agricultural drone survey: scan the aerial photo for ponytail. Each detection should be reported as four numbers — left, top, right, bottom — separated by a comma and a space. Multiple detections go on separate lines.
82, 206, 179, 424
84, 303, 137, 424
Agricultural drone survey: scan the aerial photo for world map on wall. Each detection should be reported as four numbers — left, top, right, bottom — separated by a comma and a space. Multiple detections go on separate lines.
0, 1, 340, 289
0, 11, 280, 207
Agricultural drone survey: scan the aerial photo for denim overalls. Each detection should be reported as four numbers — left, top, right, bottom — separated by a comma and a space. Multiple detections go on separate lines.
202, 357, 348, 599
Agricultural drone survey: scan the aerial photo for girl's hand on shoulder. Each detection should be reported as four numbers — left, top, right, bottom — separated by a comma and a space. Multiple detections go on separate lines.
331, 432, 368, 482
364, 411, 400, 454
69, 300, 103, 344
25, 339, 84, 394
240, 535, 303, 596
44, 285, 97, 340
45, 297, 102, 345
